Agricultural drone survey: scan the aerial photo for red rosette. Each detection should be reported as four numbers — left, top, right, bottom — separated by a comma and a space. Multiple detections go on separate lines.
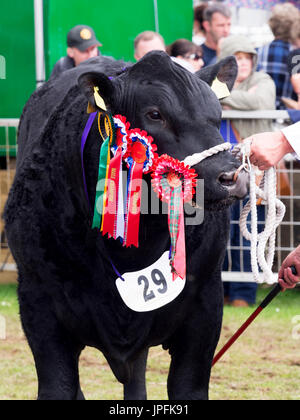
122, 130, 158, 247
112, 115, 131, 155
124, 128, 158, 174
151, 154, 197, 203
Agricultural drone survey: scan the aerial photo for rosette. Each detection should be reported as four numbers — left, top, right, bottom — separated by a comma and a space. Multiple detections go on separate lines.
123, 129, 158, 247
151, 154, 197, 280
124, 129, 158, 174
92, 113, 115, 230
111, 115, 130, 157
101, 115, 130, 240
101, 116, 158, 248
151, 154, 197, 203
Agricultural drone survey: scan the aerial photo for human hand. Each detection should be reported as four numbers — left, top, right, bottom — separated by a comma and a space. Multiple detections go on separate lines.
278, 246, 300, 290
243, 131, 293, 171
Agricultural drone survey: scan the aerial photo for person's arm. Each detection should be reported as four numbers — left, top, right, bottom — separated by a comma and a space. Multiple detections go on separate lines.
278, 246, 300, 290
242, 123, 300, 171
246, 131, 294, 170
281, 121, 300, 158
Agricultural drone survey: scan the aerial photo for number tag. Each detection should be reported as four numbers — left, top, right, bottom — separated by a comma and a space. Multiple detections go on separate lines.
115, 251, 186, 312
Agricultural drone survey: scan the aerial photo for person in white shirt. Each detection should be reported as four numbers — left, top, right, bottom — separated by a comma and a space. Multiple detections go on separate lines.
245, 123, 300, 171
244, 124, 300, 289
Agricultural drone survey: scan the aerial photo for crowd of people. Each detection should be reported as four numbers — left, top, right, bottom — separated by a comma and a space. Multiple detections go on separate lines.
48, 2, 300, 305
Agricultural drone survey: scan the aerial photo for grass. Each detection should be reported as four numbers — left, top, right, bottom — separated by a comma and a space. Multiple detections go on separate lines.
212, 286, 300, 400
0, 281, 299, 400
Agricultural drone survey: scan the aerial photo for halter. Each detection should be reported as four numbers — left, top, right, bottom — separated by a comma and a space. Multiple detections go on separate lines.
80, 112, 234, 281
238, 139, 286, 284
81, 113, 285, 285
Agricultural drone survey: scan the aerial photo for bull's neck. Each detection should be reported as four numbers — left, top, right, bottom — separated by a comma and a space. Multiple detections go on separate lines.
103, 211, 170, 273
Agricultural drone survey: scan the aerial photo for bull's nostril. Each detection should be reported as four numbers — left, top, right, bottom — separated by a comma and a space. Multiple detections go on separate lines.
218, 171, 236, 187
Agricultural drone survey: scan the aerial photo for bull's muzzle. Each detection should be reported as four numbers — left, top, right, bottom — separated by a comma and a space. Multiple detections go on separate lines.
218, 169, 249, 199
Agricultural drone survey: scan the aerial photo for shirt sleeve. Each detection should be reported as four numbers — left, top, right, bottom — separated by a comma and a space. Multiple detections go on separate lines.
281, 122, 300, 158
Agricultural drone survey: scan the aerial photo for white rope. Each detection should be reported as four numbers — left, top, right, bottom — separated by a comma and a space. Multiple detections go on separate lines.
239, 140, 286, 284
183, 139, 286, 284
183, 142, 232, 167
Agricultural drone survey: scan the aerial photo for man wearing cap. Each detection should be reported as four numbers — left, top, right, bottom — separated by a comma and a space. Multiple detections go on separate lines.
50, 25, 102, 79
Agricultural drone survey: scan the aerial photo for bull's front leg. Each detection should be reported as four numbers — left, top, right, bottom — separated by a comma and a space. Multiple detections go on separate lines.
123, 348, 149, 400
167, 274, 223, 400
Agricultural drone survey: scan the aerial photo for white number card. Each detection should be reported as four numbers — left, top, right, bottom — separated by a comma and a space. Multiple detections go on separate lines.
115, 251, 186, 312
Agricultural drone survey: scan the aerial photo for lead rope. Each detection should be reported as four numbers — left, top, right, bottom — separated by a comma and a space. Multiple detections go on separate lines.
238, 140, 286, 284
82, 113, 285, 284
183, 139, 286, 285
183, 142, 232, 167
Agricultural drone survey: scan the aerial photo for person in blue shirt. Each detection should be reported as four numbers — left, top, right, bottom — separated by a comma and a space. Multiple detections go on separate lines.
201, 3, 231, 67
256, 3, 299, 110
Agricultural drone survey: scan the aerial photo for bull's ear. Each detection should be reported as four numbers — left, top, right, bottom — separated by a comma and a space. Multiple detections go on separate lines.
78, 71, 114, 112
196, 56, 238, 100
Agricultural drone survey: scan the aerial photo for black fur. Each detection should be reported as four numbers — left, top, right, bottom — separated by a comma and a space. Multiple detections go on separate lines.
5, 53, 242, 400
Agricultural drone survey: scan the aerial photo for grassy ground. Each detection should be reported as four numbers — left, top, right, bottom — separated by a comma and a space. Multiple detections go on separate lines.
0, 278, 299, 400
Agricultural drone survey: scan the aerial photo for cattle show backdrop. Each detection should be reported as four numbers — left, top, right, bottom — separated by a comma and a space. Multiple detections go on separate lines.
0, 1, 36, 119
0, 0, 192, 264
0, 0, 193, 120
44, 0, 193, 78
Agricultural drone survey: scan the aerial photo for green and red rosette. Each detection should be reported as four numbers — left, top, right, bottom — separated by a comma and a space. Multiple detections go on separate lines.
151, 154, 197, 280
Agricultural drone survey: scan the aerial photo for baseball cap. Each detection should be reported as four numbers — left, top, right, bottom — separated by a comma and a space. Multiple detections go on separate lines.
67, 25, 102, 52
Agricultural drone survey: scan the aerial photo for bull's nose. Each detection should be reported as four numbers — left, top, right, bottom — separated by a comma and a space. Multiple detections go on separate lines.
218, 170, 249, 199
218, 171, 236, 187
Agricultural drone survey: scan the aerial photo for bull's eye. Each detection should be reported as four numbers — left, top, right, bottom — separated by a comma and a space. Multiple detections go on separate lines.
147, 110, 163, 121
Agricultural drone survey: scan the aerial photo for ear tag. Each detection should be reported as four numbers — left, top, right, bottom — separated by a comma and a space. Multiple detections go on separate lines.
87, 101, 97, 114
211, 78, 230, 100
94, 86, 107, 111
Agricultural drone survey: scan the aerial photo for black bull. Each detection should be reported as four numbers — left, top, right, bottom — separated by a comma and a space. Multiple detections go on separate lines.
4, 52, 248, 400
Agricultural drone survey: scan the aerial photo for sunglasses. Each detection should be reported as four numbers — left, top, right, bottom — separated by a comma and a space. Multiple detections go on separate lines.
184, 53, 202, 61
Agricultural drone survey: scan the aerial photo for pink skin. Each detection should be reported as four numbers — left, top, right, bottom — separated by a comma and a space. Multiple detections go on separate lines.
278, 246, 300, 290
202, 13, 231, 50
67, 45, 99, 66
242, 131, 294, 171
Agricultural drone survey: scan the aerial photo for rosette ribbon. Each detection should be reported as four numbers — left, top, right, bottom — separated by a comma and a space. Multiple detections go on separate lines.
101, 115, 130, 240
82, 112, 158, 248
123, 128, 158, 247
101, 116, 157, 247
151, 155, 197, 280
92, 113, 115, 230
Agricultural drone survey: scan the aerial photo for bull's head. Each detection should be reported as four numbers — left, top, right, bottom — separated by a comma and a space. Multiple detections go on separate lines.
78, 51, 248, 209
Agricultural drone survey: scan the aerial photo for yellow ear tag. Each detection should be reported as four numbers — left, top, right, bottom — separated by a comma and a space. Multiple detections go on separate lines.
211, 78, 231, 100
94, 86, 107, 111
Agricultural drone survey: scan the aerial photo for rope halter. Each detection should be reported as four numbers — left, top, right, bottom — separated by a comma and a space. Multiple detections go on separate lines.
183, 142, 232, 167
183, 139, 286, 285
238, 139, 286, 284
